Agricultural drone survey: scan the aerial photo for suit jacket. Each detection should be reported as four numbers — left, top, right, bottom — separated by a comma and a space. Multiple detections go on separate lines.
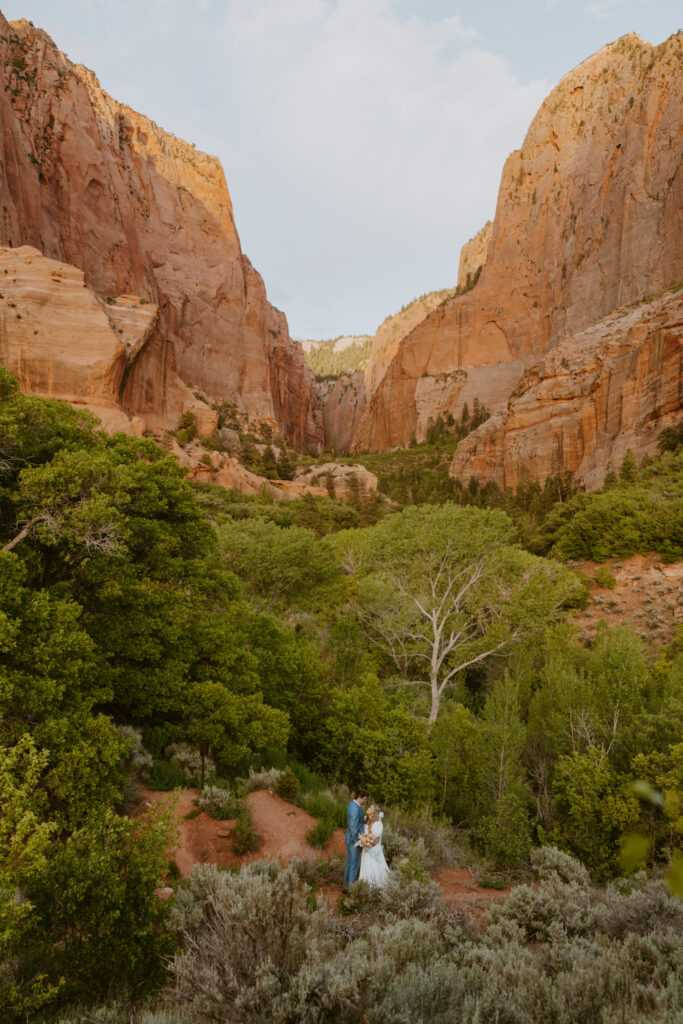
345, 800, 365, 848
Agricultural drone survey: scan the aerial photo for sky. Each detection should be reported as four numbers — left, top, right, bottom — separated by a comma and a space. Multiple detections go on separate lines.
1, 1, 680, 339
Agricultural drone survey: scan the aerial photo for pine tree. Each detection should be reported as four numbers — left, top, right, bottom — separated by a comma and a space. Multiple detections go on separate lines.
619, 448, 637, 484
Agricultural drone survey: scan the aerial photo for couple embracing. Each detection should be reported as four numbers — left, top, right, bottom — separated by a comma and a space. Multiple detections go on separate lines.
343, 789, 390, 890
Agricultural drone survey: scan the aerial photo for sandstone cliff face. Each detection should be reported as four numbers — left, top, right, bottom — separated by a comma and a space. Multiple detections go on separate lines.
0, 15, 320, 445
449, 287, 683, 491
352, 32, 683, 454
315, 372, 367, 454
363, 289, 456, 399
0, 244, 216, 434
457, 221, 492, 289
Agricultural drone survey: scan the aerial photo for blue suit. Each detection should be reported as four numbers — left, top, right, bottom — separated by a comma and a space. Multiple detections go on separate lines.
343, 799, 365, 889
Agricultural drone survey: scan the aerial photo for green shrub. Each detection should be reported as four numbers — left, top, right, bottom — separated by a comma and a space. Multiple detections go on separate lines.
595, 566, 617, 588
478, 874, 510, 890
475, 792, 533, 869
274, 765, 299, 802
298, 791, 346, 827
231, 808, 261, 855
338, 879, 382, 916
147, 759, 186, 791
306, 819, 335, 848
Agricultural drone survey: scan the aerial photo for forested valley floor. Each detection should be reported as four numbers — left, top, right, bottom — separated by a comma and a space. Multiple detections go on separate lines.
1, 369, 681, 1023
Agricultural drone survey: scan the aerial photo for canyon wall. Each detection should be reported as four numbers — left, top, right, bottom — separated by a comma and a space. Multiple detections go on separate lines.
450, 287, 683, 490
456, 221, 492, 289
0, 244, 219, 434
0, 15, 320, 445
350, 32, 683, 457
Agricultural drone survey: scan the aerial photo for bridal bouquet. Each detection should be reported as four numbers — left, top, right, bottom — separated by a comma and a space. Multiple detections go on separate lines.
357, 833, 374, 848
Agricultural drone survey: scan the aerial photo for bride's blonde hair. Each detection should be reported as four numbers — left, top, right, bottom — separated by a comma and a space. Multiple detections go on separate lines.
367, 804, 379, 819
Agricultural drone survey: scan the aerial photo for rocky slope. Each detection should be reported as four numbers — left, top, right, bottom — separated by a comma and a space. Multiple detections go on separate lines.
450, 286, 683, 490
0, 14, 320, 445
349, 32, 683, 460
572, 554, 683, 646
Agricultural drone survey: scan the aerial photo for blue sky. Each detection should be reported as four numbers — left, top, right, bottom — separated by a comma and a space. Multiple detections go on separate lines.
1, 1, 679, 338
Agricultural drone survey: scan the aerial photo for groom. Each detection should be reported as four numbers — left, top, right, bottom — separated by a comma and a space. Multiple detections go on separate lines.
343, 789, 367, 890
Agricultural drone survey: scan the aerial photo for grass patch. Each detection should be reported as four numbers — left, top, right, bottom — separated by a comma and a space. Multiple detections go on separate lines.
478, 873, 511, 890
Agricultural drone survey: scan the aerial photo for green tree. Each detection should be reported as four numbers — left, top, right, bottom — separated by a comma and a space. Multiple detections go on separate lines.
318, 675, 433, 808
0, 736, 59, 1021
22, 808, 174, 1007
184, 679, 288, 773
243, 613, 329, 761
552, 748, 639, 877
335, 504, 578, 723
475, 673, 532, 866
218, 517, 341, 609
430, 701, 482, 821
619, 447, 638, 483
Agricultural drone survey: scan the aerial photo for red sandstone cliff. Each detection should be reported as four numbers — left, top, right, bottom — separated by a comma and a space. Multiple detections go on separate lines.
450, 286, 683, 490
351, 32, 683, 457
0, 15, 320, 445
457, 221, 492, 290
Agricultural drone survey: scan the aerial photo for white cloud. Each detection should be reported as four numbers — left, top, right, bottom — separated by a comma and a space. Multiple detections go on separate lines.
585, 0, 624, 18
212, 0, 549, 333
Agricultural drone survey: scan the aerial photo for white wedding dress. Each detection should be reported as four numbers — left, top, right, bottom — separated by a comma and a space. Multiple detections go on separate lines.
358, 820, 390, 888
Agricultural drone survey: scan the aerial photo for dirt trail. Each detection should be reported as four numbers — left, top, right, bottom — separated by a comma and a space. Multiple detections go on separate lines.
435, 867, 512, 919
139, 786, 510, 917
139, 786, 345, 877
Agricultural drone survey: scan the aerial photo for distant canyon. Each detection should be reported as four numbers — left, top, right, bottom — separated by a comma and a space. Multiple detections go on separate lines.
0, 13, 681, 494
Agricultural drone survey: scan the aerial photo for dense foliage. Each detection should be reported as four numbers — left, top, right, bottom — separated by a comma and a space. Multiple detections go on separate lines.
59, 852, 683, 1023
0, 368, 680, 1021
301, 335, 373, 380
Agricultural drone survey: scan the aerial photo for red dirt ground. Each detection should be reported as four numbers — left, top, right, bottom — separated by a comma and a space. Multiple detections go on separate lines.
138, 786, 346, 877
434, 867, 512, 919
138, 786, 510, 916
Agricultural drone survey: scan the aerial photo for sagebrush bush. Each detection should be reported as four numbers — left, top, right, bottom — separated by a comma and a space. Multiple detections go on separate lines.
165, 743, 215, 780
115, 856, 683, 1024
530, 845, 591, 887
197, 785, 239, 820
381, 808, 466, 868
168, 862, 330, 1024
597, 878, 683, 939
118, 726, 153, 775
240, 767, 282, 793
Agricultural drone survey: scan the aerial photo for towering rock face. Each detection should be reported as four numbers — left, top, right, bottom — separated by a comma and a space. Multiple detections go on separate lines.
457, 221, 492, 289
315, 371, 367, 454
450, 287, 683, 491
0, 245, 216, 434
351, 32, 683, 455
0, 15, 320, 445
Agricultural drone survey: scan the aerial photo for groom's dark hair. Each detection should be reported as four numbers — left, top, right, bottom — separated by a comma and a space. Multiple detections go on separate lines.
354, 789, 368, 800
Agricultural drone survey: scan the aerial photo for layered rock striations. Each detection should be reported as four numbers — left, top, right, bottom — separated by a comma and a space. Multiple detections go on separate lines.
0, 15, 320, 445
350, 32, 683, 456
0, 244, 216, 434
450, 287, 683, 491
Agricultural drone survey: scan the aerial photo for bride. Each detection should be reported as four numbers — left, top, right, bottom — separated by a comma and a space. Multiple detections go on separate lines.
358, 804, 390, 888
